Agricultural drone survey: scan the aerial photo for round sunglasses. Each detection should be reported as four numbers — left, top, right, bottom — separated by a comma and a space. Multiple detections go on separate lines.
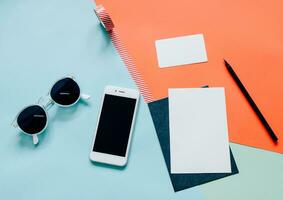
12, 76, 90, 145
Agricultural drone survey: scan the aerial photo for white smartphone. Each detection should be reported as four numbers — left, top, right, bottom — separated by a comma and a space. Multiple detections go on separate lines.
90, 86, 139, 166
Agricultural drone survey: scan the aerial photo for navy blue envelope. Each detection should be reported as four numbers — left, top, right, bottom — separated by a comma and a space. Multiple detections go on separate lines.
148, 98, 239, 192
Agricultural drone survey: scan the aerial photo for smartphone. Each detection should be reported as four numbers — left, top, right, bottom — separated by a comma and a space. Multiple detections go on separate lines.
90, 86, 139, 166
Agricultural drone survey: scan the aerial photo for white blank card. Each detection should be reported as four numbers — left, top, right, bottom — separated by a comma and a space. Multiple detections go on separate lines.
169, 88, 231, 174
155, 34, 208, 68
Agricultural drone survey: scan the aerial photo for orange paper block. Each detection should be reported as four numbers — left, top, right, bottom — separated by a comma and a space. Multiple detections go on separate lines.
96, 0, 283, 153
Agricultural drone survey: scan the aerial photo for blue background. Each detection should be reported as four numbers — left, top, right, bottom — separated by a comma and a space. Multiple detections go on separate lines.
0, 0, 203, 199
1, 1, 282, 200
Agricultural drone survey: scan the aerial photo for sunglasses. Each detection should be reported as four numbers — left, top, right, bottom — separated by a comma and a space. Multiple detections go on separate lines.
12, 76, 90, 145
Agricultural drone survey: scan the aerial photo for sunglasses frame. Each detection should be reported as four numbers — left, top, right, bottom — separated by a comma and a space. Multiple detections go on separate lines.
12, 76, 90, 145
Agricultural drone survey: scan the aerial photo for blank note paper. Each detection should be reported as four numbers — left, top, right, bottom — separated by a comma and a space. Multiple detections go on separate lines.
169, 88, 231, 174
155, 34, 208, 68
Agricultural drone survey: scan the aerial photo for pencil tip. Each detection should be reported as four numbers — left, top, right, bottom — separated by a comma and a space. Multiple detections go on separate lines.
223, 59, 230, 68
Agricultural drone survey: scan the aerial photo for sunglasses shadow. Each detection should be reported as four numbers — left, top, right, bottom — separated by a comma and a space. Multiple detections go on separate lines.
51, 101, 90, 122
16, 132, 36, 148
16, 127, 52, 149
52, 107, 78, 122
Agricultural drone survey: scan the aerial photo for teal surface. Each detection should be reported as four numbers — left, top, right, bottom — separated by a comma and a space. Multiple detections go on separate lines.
1, 1, 283, 200
0, 0, 203, 199
201, 144, 283, 200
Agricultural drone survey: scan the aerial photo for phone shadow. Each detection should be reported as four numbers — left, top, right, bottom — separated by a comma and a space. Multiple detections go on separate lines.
89, 160, 127, 171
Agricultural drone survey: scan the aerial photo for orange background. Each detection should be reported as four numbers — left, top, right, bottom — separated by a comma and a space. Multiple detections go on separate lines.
96, 0, 283, 153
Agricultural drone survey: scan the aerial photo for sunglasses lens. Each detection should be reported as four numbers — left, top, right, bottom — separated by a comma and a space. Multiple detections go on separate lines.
50, 77, 80, 106
17, 105, 47, 134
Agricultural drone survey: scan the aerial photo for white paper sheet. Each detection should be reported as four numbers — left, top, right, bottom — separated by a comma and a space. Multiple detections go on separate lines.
155, 34, 208, 68
169, 88, 231, 174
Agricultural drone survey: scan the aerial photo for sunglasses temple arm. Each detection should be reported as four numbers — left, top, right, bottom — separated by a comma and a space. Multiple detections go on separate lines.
11, 112, 19, 128
80, 93, 91, 100
32, 135, 39, 145
11, 118, 18, 128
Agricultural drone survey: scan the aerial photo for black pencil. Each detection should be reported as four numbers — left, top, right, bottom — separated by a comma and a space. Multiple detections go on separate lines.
224, 59, 278, 143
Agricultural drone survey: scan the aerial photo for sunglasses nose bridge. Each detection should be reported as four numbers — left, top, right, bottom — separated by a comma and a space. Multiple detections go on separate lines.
38, 96, 54, 110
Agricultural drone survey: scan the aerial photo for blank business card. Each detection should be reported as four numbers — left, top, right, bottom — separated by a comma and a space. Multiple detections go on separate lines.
155, 34, 208, 68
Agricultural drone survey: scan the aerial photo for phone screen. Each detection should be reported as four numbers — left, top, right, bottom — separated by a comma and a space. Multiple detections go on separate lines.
93, 94, 137, 157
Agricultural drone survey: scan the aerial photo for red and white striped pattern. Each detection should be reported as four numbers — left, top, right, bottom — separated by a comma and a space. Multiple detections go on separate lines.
94, 5, 153, 103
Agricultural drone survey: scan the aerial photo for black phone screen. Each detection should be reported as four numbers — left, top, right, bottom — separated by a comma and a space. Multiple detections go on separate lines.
93, 94, 137, 157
